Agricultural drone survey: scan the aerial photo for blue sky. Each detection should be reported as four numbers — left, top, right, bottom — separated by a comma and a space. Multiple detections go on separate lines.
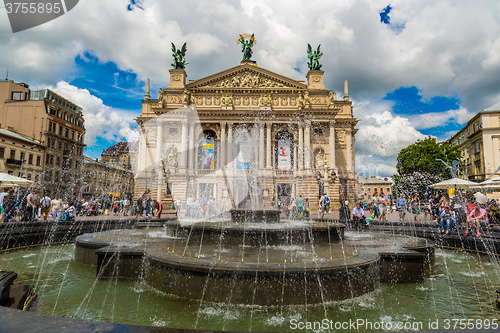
1, 0, 499, 176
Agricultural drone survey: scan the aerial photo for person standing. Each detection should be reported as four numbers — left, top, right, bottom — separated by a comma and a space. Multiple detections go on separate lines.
25, 189, 39, 221
396, 193, 407, 221
410, 192, 421, 222
135, 189, 149, 218
304, 198, 310, 217
297, 195, 304, 217
322, 193, 331, 218
40, 193, 51, 221
0, 188, 9, 222
51, 194, 63, 221
378, 193, 387, 222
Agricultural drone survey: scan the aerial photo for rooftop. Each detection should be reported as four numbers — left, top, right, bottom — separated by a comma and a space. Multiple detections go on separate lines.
0, 128, 44, 147
101, 142, 132, 156
30, 89, 82, 114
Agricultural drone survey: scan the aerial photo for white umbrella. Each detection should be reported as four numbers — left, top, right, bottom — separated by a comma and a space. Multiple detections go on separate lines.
474, 192, 488, 204
478, 176, 500, 186
0, 172, 33, 187
429, 178, 478, 189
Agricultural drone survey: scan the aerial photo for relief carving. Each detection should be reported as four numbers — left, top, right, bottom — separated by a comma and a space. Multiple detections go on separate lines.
198, 72, 286, 89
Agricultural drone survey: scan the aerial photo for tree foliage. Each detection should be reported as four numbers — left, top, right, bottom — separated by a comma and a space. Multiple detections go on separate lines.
396, 137, 461, 178
394, 137, 462, 196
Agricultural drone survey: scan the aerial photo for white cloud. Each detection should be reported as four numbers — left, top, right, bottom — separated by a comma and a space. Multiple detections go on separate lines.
50, 81, 137, 146
407, 108, 476, 130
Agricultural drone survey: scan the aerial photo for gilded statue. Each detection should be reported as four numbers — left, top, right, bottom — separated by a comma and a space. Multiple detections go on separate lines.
237, 33, 256, 62
307, 44, 323, 71
171, 42, 188, 70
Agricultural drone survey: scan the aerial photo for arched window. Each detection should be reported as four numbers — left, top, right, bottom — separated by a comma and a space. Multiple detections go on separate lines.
198, 130, 217, 170
275, 130, 294, 170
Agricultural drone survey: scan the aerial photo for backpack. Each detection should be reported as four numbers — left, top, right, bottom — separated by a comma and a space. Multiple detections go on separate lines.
324, 196, 330, 205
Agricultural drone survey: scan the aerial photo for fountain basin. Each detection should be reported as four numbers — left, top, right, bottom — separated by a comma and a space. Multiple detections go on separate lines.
75, 221, 434, 305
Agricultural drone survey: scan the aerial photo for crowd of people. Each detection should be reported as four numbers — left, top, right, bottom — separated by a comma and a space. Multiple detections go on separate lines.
351, 189, 498, 237
0, 188, 77, 223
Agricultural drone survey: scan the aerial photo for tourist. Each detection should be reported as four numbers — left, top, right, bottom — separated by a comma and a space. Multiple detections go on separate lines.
351, 202, 365, 230
322, 193, 331, 218
135, 189, 149, 218
429, 194, 440, 220
51, 194, 63, 221
464, 204, 488, 237
396, 193, 407, 221
291, 198, 297, 217
0, 188, 9, 222
25, 188, 39, 222
123, 198, 130, 216
304, 198, 310, 217
176, 198, 182, 216
370, 191, 378, 219
365, 206, 376, 225
440, 206, 456, 234
2, 189, 16, 222
284, 198, 291, 218
153, 200, 163, 219
40, 192, 51, 221
410, 192, 421, 222
378, 193, 387, 222
465, 190, 476, 216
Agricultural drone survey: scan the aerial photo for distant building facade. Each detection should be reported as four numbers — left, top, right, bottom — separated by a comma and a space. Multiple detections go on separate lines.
0, 80, 85, 199
357, 177, 394, 201
101, 142, 134, 170
0, 128, 45, 182
82, 156, 134, 199
449, 102, 500, 181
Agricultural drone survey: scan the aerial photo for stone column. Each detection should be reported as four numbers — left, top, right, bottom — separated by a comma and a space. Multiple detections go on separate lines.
188, 122, 195, 170
266, 123, 272, 169
304, 125, 311, 169
139, 129, 147, 170
259, 124, 265, 170
346, 128, 353, 172
329, 122, 336, 169
180, 121, 188, 169
220, 122, 226, 169
227, 122, 233, 169
298, 125, 304, 170
156, 120, 164, 201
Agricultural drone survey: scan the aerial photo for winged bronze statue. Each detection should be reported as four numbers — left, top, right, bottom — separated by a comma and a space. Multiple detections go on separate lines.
171, 42, 188, 70
307, 44, 323, 71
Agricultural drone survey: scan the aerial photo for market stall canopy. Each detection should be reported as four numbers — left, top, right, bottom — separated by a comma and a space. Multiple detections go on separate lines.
0, 172, 33, 186
429, 178, 478, 189
474, 192, 488, 204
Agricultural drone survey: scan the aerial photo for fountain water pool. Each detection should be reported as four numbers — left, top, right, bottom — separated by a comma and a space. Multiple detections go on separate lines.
1, 243, 498, 332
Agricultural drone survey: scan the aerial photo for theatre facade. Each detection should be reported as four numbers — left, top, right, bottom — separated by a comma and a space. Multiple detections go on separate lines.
135, 61, 358, 208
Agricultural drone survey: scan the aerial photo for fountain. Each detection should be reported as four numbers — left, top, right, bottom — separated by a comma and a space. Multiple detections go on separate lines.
74, 209, 434, 306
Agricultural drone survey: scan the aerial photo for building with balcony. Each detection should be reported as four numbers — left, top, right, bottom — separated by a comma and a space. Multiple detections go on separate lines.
449, 102, 500, 181
0, 80, 85, 199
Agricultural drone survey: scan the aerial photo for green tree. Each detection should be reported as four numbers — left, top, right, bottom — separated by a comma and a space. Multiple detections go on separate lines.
393, 137, 462, 196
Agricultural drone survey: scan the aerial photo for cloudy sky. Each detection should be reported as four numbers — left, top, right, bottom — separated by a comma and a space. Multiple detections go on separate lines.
1, 0, 500, 176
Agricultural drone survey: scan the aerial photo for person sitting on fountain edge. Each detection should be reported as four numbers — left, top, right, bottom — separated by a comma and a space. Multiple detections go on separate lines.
464, 203, 488, 237
440, 206, 456, 235
352, 202, 365, 230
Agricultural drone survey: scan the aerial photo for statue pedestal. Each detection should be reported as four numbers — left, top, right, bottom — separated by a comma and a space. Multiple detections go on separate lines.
168, 69, 187, 89
306, 70, 325, 90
